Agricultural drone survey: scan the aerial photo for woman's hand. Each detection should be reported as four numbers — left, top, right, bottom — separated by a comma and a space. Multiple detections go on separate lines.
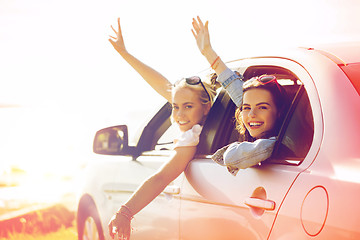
191, 16, 212, 56
108, 212, 131, 240
109, 18, 127, 55
191, 16, 226, 75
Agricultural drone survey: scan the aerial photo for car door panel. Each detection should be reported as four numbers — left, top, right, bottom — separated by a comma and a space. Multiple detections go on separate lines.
269, 166, 360, 239
179, 158, 307, 239
127, 153, 182, 240
99, 152, 181, 240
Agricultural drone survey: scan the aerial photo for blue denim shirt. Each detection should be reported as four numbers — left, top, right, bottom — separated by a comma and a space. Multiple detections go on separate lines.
211, 67, 276, 176
212, 137, 276, 176
216, 68, 244, 107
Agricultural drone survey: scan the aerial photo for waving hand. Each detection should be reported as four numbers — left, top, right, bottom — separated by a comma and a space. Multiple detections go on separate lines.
191, 16, 226, 75
108, 17, 172, 102
109, 18, 127, 55
191, 16, 212, 55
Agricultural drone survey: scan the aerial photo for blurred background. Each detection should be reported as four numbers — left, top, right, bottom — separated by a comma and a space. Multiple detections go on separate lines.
1, 0, 360, 236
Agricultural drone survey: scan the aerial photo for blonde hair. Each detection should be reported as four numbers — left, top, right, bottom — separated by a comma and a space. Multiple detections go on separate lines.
170, 74, 219, 126
172, 75, 218, 106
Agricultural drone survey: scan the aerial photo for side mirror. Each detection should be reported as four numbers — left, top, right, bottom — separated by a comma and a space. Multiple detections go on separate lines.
93, 125, 130, 155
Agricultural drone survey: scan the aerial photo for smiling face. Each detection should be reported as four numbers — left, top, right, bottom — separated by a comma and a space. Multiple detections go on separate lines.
172, 87, 210, 132
240, 88, 278, 138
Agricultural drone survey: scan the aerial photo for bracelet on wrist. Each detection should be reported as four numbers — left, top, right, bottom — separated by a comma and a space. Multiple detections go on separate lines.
116, 211, 133, 221
116, 205, 134, 221
121, 205, 133, 215
211, 56, 220, 69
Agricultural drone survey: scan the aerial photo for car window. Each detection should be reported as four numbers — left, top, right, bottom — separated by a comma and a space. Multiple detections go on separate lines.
221, 81, 314, 166
214, 66, 315, 166
144, 66, 315, 164
155, 123, 177, 151
153, 88, 228, 153
270, 85, 314, 165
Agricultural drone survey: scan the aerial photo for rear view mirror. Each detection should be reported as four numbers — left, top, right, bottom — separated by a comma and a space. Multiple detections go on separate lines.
93, 125, 129, 155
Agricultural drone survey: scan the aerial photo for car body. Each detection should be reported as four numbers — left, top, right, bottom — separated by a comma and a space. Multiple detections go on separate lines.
76, 42, 360, 240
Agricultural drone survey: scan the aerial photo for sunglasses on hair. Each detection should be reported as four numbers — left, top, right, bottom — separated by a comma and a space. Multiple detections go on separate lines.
175, 76, 211, 102
257, 75, 277, 84
255, 75, 282, 92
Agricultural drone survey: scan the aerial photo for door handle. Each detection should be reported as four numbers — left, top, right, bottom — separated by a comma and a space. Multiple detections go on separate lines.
163, 185, 180, 195
245, 197, 275, 211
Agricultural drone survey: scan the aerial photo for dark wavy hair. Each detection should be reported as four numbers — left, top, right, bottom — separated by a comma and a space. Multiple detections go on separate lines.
234, 75, 289, 142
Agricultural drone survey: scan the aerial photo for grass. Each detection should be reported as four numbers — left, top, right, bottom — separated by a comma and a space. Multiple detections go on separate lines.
0, 226, 77, 240
0, 204, 77, 240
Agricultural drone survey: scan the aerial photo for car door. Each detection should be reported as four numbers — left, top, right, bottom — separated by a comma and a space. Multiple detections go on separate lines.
129, 126, 186, 240
128, 87, 240, 239
101, 103, 184, 240
178, 61, 321, 240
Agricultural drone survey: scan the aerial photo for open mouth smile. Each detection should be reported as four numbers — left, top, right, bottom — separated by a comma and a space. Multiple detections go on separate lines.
248, 121, 263, 129
178, 121, 190, 126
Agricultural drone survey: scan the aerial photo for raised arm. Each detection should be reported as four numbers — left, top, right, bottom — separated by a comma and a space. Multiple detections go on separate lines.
109, 18, 172, 103
108, 146, 196, 240
192, 16, 244, 107
191, 16, 227, 75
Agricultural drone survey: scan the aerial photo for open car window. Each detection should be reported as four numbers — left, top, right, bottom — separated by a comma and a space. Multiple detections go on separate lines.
270, 85, 314, 165
143, 65, 315, 165
155, 123, 177, 151
223, 66, 315, 165
154, 86, 225, 152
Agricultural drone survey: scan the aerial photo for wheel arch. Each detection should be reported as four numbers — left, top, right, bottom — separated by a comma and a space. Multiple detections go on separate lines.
77, 194, 105, 240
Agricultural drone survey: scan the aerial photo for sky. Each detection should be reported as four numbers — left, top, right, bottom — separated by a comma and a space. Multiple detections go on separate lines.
1, 0, 360, 109
1, 0, 360, 173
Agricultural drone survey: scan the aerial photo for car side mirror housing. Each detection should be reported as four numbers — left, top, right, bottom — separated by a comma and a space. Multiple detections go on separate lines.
93, 125, 132, 155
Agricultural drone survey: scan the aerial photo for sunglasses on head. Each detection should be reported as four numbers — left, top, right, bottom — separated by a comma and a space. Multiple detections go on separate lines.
175, 76, 211, 102
244, 75, 282, 92
258, 75, 283, 92
257, 75, 277, 85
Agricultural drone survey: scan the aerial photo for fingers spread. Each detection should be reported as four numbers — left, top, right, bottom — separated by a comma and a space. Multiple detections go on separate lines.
191, 29, 197, 38
192, 19, 200, 32
117, 17, 121, 32
197, 16, 204, 28
111, 25, 117, 35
